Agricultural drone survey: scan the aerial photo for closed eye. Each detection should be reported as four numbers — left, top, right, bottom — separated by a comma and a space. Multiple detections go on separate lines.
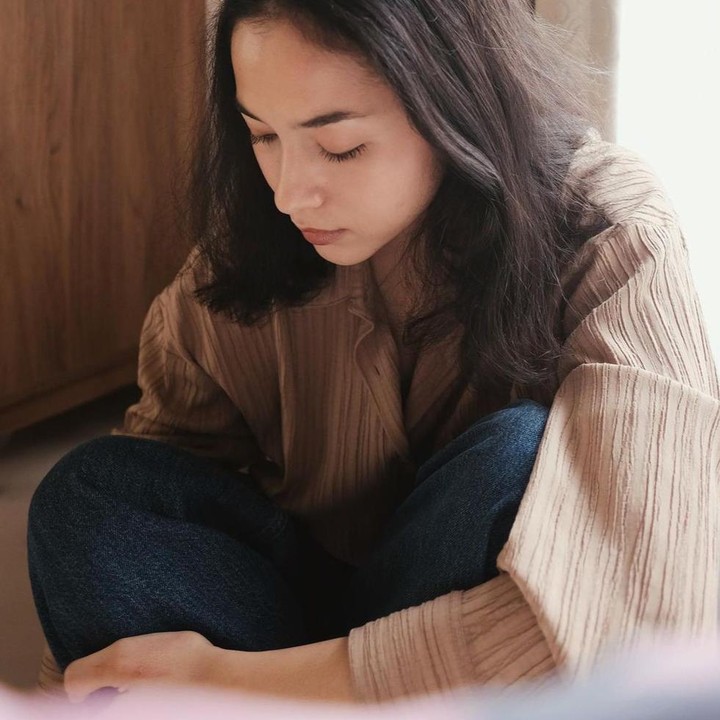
248, 133, 367, 163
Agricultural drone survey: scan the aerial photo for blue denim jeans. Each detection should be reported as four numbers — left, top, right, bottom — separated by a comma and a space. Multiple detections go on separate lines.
27, 399, 549, 672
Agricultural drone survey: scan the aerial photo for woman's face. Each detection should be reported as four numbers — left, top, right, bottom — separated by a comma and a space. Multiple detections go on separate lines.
230, 18, 444, 267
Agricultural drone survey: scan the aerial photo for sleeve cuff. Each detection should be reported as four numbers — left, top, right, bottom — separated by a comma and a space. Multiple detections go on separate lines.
347, 575, 555, 703
347, 590, 477, 703
460, 573, 556, 685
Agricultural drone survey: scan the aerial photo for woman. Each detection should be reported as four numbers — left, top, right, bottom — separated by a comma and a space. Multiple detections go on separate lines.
27, 0, 720, 706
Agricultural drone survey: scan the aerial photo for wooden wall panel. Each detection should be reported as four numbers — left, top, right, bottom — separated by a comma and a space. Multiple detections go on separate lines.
1, 2, 73, 407
1, 1, 206, 432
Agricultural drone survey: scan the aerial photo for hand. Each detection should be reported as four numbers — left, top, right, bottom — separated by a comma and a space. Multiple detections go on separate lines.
63, 630, 217, 703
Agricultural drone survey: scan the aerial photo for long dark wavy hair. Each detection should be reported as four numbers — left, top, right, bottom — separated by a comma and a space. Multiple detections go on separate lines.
187, 0, 611, 393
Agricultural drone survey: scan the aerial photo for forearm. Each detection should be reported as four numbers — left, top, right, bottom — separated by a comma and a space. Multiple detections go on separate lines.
204, 635, 356, 703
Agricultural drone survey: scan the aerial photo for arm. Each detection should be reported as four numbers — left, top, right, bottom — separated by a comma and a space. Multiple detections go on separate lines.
62, 631, 355, 704
496, 220, 720, 673
204, 636, 355, 702
111, 249, 264, 472
347, 219, 720, 701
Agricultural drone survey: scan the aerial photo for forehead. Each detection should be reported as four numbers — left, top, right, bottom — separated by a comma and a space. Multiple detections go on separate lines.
230, 18, 385, 109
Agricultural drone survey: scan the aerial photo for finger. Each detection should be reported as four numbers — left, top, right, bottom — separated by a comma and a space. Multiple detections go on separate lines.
64, 651, 122, 704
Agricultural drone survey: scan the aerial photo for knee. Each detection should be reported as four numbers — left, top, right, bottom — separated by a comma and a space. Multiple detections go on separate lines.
465, 399, 550, 491
499, 399, 551, 450
28, 435, 142, 529
417, 399, 550, 483
467, 398, 551, 464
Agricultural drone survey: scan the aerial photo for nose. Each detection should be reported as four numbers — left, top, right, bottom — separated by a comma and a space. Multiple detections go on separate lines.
272, 149, 323, 217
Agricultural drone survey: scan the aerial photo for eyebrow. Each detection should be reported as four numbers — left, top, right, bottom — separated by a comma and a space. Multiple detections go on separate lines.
235, 98, 369, 129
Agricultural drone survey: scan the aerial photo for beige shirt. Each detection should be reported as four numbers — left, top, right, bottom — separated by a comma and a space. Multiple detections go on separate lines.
114, 131, 720, 703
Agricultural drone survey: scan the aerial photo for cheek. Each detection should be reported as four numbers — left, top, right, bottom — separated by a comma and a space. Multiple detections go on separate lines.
253, 152, 277, 189
405, 153, 444, 217
359, 154, 409, 206
413, 143, 444, 194
394, 134, 439, 186
367, 152, 441, 219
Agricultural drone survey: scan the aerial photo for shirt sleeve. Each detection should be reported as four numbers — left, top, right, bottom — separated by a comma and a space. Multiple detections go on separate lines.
112, 257, 263, 472
347, 219, 720, 702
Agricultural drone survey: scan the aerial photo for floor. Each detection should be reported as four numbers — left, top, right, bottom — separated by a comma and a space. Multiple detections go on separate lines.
0, 385, 140, 689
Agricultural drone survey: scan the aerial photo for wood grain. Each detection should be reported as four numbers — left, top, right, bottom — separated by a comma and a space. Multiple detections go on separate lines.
0, 1, 206, 431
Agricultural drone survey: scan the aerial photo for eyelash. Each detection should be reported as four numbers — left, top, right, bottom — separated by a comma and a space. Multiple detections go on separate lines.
248, 133, 367, 163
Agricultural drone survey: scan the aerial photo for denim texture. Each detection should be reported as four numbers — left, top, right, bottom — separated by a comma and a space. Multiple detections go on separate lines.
27, 399, 549, 671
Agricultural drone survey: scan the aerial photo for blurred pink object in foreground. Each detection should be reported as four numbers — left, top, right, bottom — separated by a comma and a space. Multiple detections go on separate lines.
0, 683, 472, 720
3, 635, 720, 720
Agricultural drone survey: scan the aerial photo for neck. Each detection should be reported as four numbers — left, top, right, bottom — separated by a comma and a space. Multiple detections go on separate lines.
369, 239, 419, 332
370, 233, 410, 288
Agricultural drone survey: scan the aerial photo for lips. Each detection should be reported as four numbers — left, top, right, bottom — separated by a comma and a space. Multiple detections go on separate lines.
299, 228, 345, 246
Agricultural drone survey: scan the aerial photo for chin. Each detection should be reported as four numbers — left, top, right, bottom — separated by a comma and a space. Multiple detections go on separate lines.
312, 244, 376, 267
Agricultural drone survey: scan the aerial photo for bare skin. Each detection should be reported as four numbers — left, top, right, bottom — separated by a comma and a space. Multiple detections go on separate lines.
63, 631, 354, 703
